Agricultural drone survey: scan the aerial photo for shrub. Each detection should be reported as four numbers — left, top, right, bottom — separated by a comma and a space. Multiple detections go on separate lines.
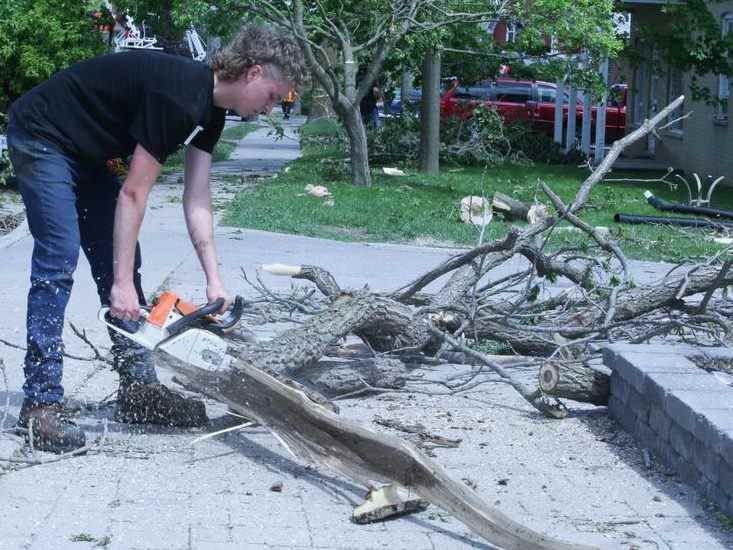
366, 111, 420, 163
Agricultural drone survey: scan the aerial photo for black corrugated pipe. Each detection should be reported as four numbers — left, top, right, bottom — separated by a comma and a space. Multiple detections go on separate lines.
644, 190, 733, 221
614, 213, 733, 230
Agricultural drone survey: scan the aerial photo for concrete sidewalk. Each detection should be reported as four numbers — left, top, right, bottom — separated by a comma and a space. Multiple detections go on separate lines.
1, 116, 733, 550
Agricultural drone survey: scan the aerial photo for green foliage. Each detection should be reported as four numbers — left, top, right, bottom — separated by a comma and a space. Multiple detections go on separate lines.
0, 0, 106, 110
625, 0, 733, 103
717, 511, 733, 532
441, 105, 527, 166
223, 119, 733, 262
367, 112, 421, 163
504, 123, 575, 165
367, 109, 580, 167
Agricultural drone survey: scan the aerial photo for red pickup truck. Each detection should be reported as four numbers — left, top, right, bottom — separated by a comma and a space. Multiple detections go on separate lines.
441, 79, 627, 143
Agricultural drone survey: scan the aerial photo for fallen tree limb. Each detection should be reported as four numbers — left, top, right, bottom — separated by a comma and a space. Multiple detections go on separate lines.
427, 327, 568, 419
163, 354, 596, 549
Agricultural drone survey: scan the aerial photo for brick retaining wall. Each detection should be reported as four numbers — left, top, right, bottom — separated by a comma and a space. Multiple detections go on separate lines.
603, 344, 733, 515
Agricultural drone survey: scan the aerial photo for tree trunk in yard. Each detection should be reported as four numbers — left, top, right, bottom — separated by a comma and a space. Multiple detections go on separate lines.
419, 48, 441, 175
308, 79, 336, 121
400, 69, 412, 112
339, 105, 372, 187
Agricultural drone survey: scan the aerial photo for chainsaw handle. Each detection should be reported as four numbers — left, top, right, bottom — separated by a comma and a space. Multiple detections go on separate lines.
165, 298, 225, 336
216, 296, 245, 331
104, 310, 145, 334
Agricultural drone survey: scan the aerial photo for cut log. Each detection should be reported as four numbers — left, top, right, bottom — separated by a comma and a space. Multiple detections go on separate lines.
538, 362, 610, 406
163, 355, 597, 550
492, 192, 530, 222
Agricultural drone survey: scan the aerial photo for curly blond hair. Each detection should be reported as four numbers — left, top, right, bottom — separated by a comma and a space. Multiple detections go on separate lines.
211, 25, 307, 88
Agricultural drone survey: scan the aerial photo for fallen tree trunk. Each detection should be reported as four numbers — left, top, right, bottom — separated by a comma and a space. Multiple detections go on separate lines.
538, 362, 610, 406
164, 354, 597, 550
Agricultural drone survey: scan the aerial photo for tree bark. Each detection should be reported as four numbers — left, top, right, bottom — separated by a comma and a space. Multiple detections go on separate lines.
400, 69, 413, 112
538, 362, 610, 405
298, 356, 408, 396
164, 356, 596, 550
338, 104, 372, 187
419, 48, 441, 174
492, 192, 531, 222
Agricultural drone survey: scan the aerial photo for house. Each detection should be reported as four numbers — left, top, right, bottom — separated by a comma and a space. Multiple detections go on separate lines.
624, 0, 733, 184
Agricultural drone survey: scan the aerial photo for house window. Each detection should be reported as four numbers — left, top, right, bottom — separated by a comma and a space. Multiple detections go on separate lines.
666, 66, 685, 134
717, 14, 733, 121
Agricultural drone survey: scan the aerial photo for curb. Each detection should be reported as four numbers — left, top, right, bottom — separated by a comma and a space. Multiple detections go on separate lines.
0, 216, 29, 249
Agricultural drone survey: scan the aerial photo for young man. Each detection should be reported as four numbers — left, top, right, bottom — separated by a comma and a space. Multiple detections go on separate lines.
7, 25, 305, 453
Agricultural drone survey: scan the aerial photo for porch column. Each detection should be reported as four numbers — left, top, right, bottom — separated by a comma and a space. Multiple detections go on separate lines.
554, 78, 565, 144
581, 92, 592, 155
565, 84, 578, 153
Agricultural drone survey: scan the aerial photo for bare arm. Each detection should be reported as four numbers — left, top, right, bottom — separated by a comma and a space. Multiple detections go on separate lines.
183, 145, 229, 309
110, 144, 161, 319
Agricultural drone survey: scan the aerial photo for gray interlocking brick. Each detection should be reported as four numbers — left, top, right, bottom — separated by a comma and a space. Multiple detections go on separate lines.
608, 395, 636, 432
627, 386, 651, 423
609, 373, 630, 404
644, 371, 725, 404
697, 477, 730, 513
649, 405, 672, 441
634, 418, 658, 451
603, 350, 697, 393
720, 460, 733, 497
698, 409, 733, 462
664, 390, 733, 434
721, 428, 733, 468
692, 438, 721, 485
656, 443, 700, 485
670, 423, 694, 461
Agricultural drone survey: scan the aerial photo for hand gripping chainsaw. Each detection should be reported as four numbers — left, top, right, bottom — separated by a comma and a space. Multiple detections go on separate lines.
98, 291, 245, 371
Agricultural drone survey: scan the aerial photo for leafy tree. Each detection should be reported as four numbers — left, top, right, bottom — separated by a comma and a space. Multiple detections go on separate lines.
229, 0, 500, 187
0, 0, 107, 111
623, 0, 733, 104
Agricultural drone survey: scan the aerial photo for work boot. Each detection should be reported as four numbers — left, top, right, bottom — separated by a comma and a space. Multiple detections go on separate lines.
115, 380, 208, 428
17, 401, 86, 454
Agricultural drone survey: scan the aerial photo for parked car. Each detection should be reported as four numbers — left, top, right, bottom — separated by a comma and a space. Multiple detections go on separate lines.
440, 79, 627, 143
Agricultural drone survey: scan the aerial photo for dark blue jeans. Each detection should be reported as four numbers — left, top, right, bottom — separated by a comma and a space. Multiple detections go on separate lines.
7, 120, 158, 406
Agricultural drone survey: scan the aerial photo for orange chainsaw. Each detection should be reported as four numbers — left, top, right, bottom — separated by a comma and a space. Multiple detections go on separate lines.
98, 291, 245, 371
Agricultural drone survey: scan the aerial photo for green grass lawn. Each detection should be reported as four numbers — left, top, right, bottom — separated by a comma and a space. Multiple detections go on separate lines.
224, 120, 732, 263
162, 122, 258, 174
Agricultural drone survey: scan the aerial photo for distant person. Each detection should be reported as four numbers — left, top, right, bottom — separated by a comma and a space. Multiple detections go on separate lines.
281, 88, 297, 119
360, 82, 382, 127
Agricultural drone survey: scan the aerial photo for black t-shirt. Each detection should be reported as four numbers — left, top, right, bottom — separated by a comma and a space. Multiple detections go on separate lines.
10, 51, 226, 164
